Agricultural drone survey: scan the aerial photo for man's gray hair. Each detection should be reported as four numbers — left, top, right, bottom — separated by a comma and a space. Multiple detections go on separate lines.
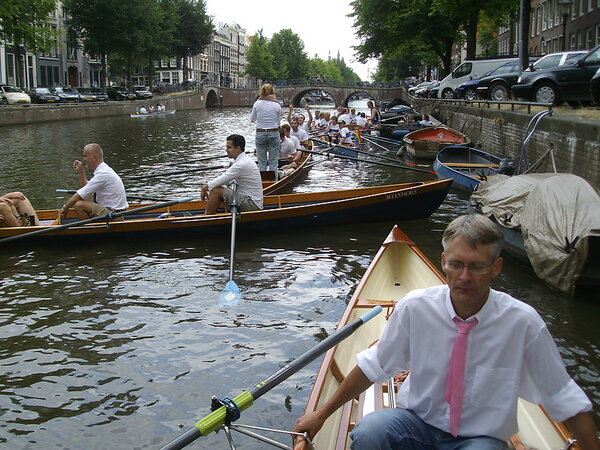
442, 214, 504, 259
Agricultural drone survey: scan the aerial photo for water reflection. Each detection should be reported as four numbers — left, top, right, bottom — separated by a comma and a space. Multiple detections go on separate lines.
0, 102, 598, 448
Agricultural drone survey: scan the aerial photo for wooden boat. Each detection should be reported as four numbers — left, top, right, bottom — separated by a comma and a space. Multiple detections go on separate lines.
0, 180, 452, 244
294, 226, 580, 450
433, 145, 504, 192
313, 139, 358, 158
130, 110, 176, 118
262, 152, 313, 195
403, 125, 471, 160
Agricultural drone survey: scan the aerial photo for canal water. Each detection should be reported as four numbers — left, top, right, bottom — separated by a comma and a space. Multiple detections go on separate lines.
0, 101, 598, 449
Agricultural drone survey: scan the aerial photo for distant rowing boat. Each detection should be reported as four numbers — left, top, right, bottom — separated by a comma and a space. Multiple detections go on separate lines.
130, 110, 176, 118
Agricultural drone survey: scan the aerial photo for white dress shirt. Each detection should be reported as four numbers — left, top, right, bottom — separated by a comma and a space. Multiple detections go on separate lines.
207, 152, 263, 209
77, 162, 128, 210
250, 99, 281, 129
357, 285, 592, 441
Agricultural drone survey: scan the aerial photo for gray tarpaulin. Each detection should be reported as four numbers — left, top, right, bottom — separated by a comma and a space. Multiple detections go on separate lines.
470, 173, 600, 295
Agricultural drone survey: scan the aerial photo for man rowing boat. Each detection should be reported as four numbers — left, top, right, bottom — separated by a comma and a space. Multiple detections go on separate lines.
61, 143, 128, 220
294, 214, 598, 449
200, 134, 263, 215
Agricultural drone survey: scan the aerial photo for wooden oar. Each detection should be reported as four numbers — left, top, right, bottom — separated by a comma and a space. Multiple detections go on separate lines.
123, 163, 229, 181
159, 305, 383, 450
218, 182, 241, 307
56, 189, 171, 203
444, 162, 500, 168
312, 137, 413, 167
139, 154, 227, 169
0, 197, 195, 245
305, 146, 435, 175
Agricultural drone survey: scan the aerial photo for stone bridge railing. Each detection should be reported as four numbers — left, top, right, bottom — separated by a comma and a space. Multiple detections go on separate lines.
201, 84, 406, 108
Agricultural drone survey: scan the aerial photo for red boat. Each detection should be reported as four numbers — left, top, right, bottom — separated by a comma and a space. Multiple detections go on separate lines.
403, 125, 471, 160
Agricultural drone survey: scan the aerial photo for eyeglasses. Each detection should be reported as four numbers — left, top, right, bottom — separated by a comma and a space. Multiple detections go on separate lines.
444, 260, 494, 275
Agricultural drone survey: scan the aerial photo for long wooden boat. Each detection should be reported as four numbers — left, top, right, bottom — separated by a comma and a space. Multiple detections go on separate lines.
130, 110, 176, 118
433, 145, 503, 192
0, 180, 451, 244
313, 138, 358, 158
294, 226, 579, 450
403, 125, 471, 160
262, 152, 313, 195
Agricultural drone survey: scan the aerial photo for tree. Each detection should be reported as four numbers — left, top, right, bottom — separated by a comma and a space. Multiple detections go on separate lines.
307, 56, 343, 83
245, 31, 277, 81
63, 0, 127, 88
432, 0, 519, 59
170, 0, 213, 82
0, 0, 58, 87
268, 29, 309, 81
331, 54, 361, 84
350, 0, 461, 77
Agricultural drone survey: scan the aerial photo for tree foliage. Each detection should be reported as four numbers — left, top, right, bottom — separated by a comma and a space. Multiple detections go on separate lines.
0, 0, 58, 87
268, 29, 309, 80
245, 31, 277, 81
349, 0, 460, 76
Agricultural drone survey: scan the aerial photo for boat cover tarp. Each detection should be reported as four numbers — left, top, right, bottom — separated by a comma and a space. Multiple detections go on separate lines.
471, 173, 600, 294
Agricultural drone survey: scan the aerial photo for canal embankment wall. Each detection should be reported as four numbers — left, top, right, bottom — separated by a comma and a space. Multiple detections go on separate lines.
412, 100, 600, 187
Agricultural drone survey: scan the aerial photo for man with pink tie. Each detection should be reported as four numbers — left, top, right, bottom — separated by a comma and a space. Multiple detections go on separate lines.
293, 214, 598, 449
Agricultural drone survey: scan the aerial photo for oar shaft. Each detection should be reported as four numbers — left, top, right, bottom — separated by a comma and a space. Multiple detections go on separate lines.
56, 189, 170, 203
160, 306, 382, 450
123, 164, 227, 180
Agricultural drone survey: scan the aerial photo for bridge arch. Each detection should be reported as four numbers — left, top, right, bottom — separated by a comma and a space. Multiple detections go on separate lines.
205, 88, 221, 107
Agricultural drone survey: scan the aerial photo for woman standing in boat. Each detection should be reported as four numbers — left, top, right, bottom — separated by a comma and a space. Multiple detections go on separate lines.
250, 84, 281, 173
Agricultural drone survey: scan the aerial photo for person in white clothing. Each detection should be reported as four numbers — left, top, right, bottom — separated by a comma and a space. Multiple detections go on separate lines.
337, 109, 352, 126
60, 143, 128, 220
139, 105, 147, 114
279, 127, 298, 160
419, 113, 436, 126
355, 112, 367, 127
289, 118, 309, 146
250, 84, 281, 172
338, 120, 353, 145
294, 214, 598, 449
201, 134, 263, 215
288, 104, 313, 133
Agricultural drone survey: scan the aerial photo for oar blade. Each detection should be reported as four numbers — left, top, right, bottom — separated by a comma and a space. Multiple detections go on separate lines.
218, 280, 240, 306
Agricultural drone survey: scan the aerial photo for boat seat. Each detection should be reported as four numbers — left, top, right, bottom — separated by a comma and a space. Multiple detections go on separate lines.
40, 219, 57, 226
260, 170, 276, 181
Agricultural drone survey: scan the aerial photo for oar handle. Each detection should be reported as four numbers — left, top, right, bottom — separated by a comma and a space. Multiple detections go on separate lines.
160, 306, 382, 450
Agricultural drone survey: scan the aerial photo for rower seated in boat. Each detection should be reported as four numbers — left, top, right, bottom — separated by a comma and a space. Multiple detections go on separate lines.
60, 143, 129, 221
278, 126, 303, 168
139, 105, 147, 115
293, 214, 598, 449
326, 116, 340, 143
338, 120, 353, 146
200, 134, 263, 215
0, 191, 40, 227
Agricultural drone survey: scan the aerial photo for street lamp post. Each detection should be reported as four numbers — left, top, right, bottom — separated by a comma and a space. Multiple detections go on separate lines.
558, 0, 574, 51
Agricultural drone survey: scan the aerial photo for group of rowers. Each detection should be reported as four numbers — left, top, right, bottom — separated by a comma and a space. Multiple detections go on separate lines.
137, 103, 167, 115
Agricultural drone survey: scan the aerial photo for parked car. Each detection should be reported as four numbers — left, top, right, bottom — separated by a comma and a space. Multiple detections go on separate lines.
0, 85, 31, 104
28, 87, 61, 103
476, 60, 540, 101
75, 87, 97, 102
591, 67, 600, 105
52, 86, 80, 103
523, 50, 587, 72
512, 44, 600, 104
107, 86, 136, 101
132, 85, 153, 100
408, 81, 434, 97
454, 68, 498, 100
89, 87, 109, 102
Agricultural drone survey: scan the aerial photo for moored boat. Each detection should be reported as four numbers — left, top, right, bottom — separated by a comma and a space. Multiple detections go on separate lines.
403, 125, 471, 160
433, 145, 505, 192
0, 180, 452, 245
294, 225, 580, 450
130, 110, 176, 118
469, 173, 600, 295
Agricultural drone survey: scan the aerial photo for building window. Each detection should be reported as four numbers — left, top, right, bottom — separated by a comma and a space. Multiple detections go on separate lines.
171, 71, 179, 83
596, 25, 600, 45
586, 27, 594, 48
541, 1, 547, 30
580, 0, 585, 15
588, 0, 593, 11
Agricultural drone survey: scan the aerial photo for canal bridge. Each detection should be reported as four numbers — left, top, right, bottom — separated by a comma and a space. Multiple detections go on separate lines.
202, 83, 405, 108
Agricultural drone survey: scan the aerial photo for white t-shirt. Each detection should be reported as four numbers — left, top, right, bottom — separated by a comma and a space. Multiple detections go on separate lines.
289, 135, 302, 150
250, 99, 282, 129
338, 113, 351, 125
139, 107, 147, 114
357, 285, 592, 441
299, 122, 311, 133
339, 127, 352, 144
291, 128, 309, 142
77, 162, 129, 210
207, 152, 263, 209
280, 137, 297, 159
355, 116, 367, 127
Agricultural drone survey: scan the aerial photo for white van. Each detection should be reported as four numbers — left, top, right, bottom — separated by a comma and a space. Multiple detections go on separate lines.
431, 57, 518, 99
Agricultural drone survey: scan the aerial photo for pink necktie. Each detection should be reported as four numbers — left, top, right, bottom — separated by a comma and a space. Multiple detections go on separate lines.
446, 317, 478, 437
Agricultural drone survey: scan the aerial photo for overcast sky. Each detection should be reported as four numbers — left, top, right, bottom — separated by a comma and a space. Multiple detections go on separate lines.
203, 0, 376, 81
